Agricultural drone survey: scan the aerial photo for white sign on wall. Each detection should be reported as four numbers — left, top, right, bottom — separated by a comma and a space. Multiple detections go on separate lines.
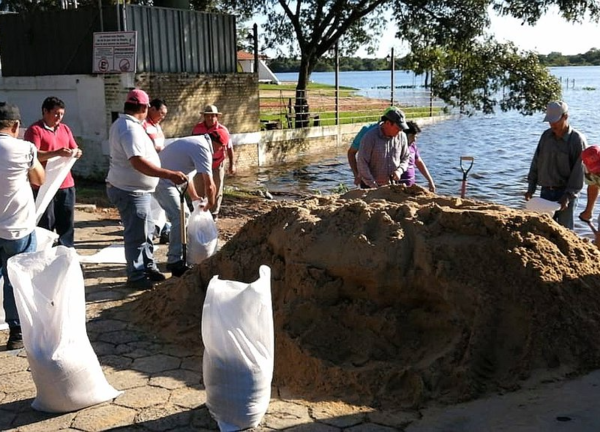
93, 31, 137, 74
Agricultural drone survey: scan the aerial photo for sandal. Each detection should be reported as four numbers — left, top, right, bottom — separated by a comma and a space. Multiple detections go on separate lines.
579, 214, 592, 223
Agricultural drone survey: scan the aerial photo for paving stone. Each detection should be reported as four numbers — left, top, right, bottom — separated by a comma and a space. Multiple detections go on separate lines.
106, 369, 149, 390
0, 371, 35, 394
120, 347, 154, 359
87, 318, 129, 334
90, 340, 119, 356
181, 355, 204, 373
160, 344, 197, 358
99, 354, 134, 370
190, 406, 219, 430
1, 389, 36, 408
8, 410, 76, 432
114, 386, 171, 409
135, 404, 192, 431
132, 354, 181, 374
98, 330, 143, 345
262, 400, 312, 430
170, 387, 207, 409
0, 353, 29, 373
71, 404, 137, 432
310, 401, 370, 428
0, 408, 15, 430
367, 410, 420, 429
149, 369, 202, 390
346, 423, 399, 432
285, 423, 341, 432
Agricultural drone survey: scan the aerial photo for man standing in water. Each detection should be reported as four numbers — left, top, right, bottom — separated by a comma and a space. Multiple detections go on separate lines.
356, 107, 410, 189
525, 101, 587, 229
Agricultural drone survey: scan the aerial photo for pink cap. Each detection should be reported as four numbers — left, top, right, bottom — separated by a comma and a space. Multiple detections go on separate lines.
582, 146, 600, 174
126, 89, 149, 105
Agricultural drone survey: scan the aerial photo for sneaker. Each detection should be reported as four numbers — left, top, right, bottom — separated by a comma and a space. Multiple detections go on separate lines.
7, 326, 23, 351
159, 230, 170, 244
125, 277, 154, 290
166, 261, 189, 277
146, 268, 166, 282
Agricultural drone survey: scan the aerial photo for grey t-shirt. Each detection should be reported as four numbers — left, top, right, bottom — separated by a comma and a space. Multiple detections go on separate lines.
158, 135, 213, 186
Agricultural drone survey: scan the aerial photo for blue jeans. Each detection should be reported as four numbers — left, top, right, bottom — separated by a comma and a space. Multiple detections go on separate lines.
540, 187, 578, 230
1, 231, 37, 328
106, 185, 158, 281
33, 187, 76, 248
153, 182, 189, 264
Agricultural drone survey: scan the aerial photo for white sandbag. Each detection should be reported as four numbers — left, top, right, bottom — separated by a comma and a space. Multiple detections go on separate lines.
202, 265, 274, 432
187, 205, 218, 265
0, 228, 59, 330
525, 197, 561, 215
7, 246, 122, 413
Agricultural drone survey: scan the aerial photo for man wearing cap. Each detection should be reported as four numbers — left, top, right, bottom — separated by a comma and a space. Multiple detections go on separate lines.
525, 101, 587, 229
347, 106, 397, 186
0, 102, 45, 350
356, 106, 411, 189
578, 146, 600, 240
25, 96, 82, 248
106, 89, 188, 289
153, 135, 216, 276
191, 104, 236, 220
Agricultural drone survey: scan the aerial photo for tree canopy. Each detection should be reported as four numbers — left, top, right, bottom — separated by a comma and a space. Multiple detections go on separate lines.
220, 0, 600, 119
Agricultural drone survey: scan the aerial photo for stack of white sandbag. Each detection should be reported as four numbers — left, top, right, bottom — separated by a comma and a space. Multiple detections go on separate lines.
7, 246, 122, 412
202, 265, 274, 431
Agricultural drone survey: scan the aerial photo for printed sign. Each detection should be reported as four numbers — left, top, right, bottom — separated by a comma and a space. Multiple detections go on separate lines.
93, 31, 137, 74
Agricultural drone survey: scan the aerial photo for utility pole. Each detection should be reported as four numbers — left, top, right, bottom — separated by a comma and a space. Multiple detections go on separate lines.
253, 23, 259, 76
390, 47, 395, 106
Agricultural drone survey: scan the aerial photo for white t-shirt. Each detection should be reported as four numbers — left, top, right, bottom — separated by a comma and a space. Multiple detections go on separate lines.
106, 114, 161, 192
0, 134, 37, 240
158, 135, 213, 187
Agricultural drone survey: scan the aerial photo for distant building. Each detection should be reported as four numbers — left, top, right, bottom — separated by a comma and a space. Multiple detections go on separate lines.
237, 51, 280, 85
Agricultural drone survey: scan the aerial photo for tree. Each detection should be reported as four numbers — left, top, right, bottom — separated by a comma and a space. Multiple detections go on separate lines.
221, 0, 600, 125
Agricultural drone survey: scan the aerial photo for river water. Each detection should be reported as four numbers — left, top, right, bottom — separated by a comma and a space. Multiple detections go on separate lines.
229, 66, 600, 239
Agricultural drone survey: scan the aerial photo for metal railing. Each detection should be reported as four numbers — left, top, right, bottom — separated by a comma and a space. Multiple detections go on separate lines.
259, 87, 449, 130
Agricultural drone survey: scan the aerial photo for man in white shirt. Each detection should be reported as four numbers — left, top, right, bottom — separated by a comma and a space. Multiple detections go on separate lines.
0, 102, 45, 350
106, 89, 187, 289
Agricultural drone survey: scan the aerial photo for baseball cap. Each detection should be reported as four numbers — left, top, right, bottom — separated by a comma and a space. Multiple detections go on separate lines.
209, 128, 230, 145
126, 89, 150, 106
582, 146, 600, 174
0, 102, 21, 121
543, 101, 568, 123
203, 104, 221, 115
383, 107, 409, 130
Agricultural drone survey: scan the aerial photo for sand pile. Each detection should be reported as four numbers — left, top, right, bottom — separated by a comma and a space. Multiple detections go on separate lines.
134, 185, 600, 408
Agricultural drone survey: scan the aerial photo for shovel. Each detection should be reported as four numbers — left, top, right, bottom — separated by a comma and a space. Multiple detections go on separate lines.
460, 156, 474, 198
172, 182, 191, 277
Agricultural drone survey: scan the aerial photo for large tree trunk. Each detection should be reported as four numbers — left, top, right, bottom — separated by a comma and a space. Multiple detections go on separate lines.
294, 57, 311, 128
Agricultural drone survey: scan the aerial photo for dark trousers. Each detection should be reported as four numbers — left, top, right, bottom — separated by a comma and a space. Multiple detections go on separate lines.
33, 187, 76, 248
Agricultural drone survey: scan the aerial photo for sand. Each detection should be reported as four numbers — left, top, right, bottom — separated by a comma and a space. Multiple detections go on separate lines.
133, 185, 600, 410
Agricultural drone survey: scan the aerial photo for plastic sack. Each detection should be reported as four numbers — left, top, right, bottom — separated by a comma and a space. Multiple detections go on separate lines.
7, 246, 122, 413
202, 265, 274, 431
0, 227, 59, 330
187, 205, 218, 264
525, 197, 561, 216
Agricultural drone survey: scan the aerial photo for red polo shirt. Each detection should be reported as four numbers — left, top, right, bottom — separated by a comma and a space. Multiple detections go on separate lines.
24, 120, 78, 189
191, 121, 231, 169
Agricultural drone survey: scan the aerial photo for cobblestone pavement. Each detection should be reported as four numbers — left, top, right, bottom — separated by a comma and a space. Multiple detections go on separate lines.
2, 208, 600, 431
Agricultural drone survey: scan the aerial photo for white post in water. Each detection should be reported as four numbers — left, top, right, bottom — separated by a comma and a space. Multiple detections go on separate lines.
390, 48, 395, 106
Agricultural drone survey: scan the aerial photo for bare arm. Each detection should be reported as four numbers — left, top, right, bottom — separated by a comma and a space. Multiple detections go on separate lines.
580, 184, 599, 222
227, 145, 236, 175
347, 147, 360, 186
129, 156, 187, 185
192, 172, 216, 211
28, 158, 45, 186
415, 159, 436, 192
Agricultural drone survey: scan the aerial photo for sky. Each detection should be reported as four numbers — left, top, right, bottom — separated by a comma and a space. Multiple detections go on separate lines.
374, 8, 600, 58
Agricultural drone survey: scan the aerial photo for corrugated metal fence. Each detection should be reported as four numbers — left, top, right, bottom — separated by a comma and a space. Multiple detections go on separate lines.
0, 5, 236, 76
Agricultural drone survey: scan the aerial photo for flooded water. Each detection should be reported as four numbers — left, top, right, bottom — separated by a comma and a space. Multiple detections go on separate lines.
229, 66, 600, 239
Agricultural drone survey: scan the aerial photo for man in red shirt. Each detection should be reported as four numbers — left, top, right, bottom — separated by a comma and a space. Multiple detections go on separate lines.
143, 98, 167, 152
25, 96, 82, 248
191, 104, 236, 219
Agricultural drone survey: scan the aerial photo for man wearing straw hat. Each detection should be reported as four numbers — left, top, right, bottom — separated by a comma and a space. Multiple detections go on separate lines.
192, 104, 236, 220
